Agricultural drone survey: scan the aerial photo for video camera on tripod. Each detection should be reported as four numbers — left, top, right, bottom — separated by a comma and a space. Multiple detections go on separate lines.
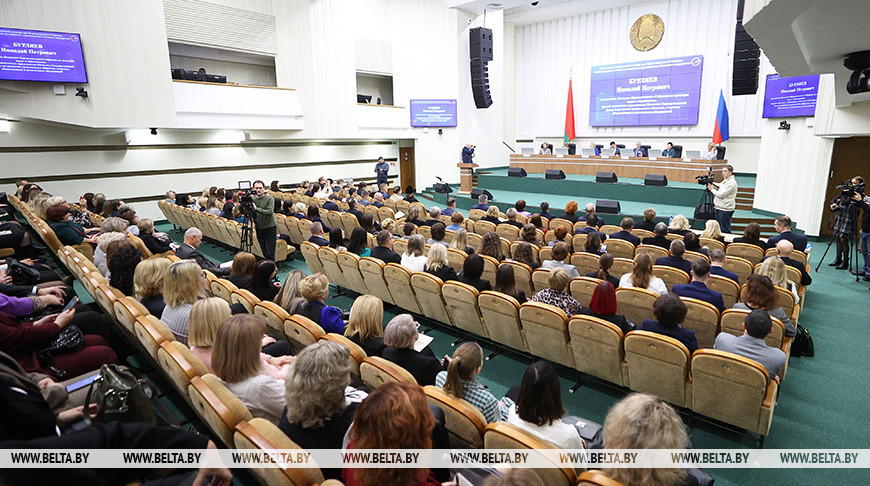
835, 179, 866, 206
695, 172, 716, 186
237, 180, 256, 219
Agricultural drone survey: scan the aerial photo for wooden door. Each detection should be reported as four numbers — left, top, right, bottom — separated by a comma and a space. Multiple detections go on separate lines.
400, 147, 415, 192
821, 137, 870, 235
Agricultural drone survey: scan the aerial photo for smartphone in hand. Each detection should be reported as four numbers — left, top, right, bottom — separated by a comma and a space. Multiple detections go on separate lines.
62, 296, 79, 313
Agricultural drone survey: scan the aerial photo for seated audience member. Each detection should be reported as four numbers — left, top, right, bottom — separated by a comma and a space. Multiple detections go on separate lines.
424, 243, 458, 282
609, 217, 641, 246
449, 228, 474, 255
344, 294, 385, 356
370, 229, 401, 264
766, 215, 807, 252
733, 274, 796, 337
642, 222, 671, 250
134, 257, 171, 318
515, 199, 531, 218
561, 200, 581, 223
101, 199, 123, 218
343, 382, 439, 486
620, 252, 668, 296
732, 221, 768, 251
203, 197, 222, 216
479, 231, 504, 262
575, 215, 607, 240
346, 227, 370, 257
714, 309, 788, 380
290, 202, 307, 219
601, 393, 689, 486
541, 242, 580, 278
0, 220, 41, 259
137, 219, 173, 255
584, 233, 604, 256
118, 204, 140, 235
531, 267, 583, 316
481, 205, 502, 225
427, 222, 448, 247
579, 281, 633, 334
683, 231, 708, 257
163, 190, 176, 204
669, 214, 691, 236
280, 341, 366, 480
107, 243, 142, 296
298, 273, 346, 333
274, 270, 307, 314
507, 361, 584, 449
307, 205, 331, 232
187, 297, 233, 372
401, 234, 428, 272
638, 294, 698, 353
446, 212, 463, 231
765, 239, 812, 286
635, 207, 658, 232
357, 189, 371, 207
161, 260, 206, 345
548, 226, 571, 249
93, 217, 129, 277
423, 207, 442, 227
471, 193, 490, 211
656, 240, 693, 274
441, 197, 457, 216
518, 224, 542, 247
436, 342, 514, 423
175, 227, 230, 276
458, 254, 492, 292
709, 248, 740, 284
401, 222, 417, 240
359, 214, 379, 235
247, 260, 280, 301
403, 186, 419, 203
512, 241, 539, 269
308, 222, 329, 246
221, 199, 237, 219
322, 193, 340, 211
582, 202, 598, 223
587, 252, 620, 288
380, 217, 396, 235
227, 251, 256, 289
372, 191, 386, 208
381, 314, 444, 386
503, 208, 524, 229
493, 263, 526, 304
528, 213, 545, 232
405, 205, 426, 227
212, 315, 288, 424
327, 227, 346, 252
672, 258, 726, 313
757, 256, 799, 304
538, 201, 554, 221
702, 219, 725, 241
45, 203, 97, 246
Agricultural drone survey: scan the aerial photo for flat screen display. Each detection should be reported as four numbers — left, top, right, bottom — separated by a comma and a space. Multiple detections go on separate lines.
0, 27, 88, 83
589, 55, 704, 127
762, 73, 819, 118
410, 99, 458, 127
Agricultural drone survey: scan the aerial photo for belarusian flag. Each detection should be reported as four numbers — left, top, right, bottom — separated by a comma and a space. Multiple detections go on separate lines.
564, 77, 576, 142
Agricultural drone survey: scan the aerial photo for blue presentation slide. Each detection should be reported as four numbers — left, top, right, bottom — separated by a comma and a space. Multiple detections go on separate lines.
410, 99, 458, 127
0, 28, 88, 83
589, 55, 704, 127
762, 74, 819, 118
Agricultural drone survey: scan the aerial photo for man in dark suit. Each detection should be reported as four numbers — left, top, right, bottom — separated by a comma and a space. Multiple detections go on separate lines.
538, 202, 554, 221
471, 194, 489, 211
637, 294, 698, 353
441, 197, 457, 217
503, 208, 525, 229
369, 230, 401, 264
307, 222, 329, 246
609, 217, 641, 246
462, 143, 475, 164
322, 193, 340, 211
422, 207, 442, 227
766, 215, 808, 252
632, 141, 648, 157
371, 192, 385, 208
763, 239, 812, 286
672, 259, 726, 313
609, 141, 621, 156
345, 199, 365, 224
635, 208, 657, 232
709, 248, 739, 284
641, 222, 671, 250
574, 215, 607, 240
176, 227, 230, 276
655, 240, 692, 274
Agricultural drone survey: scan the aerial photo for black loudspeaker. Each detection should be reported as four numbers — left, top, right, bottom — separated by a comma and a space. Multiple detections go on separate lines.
596, 200, 621, 214
470, 28, 493, 108
644, 174, 668, 186
434, 183, 452, 193
470, 188, 493, 200
470, 27, 493, 61
596, 171, 618, 183
545, 169, 566, 180
508, 167, 527, 177
732, 1, 760, 95
470, 43, 493, 62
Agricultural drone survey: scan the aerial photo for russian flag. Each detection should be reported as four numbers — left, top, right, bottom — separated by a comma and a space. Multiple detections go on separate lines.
713, 89, 729, 144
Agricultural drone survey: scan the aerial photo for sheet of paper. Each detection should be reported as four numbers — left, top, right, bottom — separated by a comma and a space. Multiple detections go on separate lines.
413, 333, 434, 352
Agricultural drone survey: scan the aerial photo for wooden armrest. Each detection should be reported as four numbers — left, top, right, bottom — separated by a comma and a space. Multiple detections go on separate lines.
160, 341, 199, 379
763, 380, 777, 408
190, 376, 238, 427
780, 336, 792, 354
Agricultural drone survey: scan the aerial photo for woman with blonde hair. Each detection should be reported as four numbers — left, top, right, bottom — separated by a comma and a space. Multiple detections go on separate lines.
401, 234, 427, 272
228, 251, 256, 289
405, 205, 425, 227
619, 252, 668, 295
423, 243, 458, 282
531, 267, 583, 316
344, 295, 385, 356
94, 217, 130, 277
436, 342, 513, 423
380, 217, 396, 234
757, 256, 799, 304
137, 218, 173, 255
274, 269, 307, 314
212, 315, 287, 424
449, 228, 474, 255
482, 205, 502, 225
602, 393, 688, 486
668, 214, 691, 236
702, 219, 724, 241
133, 257, 172, 317
160, 260, 206, 344
298, 273, 346, 333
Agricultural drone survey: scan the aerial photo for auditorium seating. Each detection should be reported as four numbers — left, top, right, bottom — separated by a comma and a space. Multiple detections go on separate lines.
483, 422, 577, 486
652, 265, 690, 292
360, 356, 417, 389
569, 315, 626, 386
624, 331, 691, 408
424, 385, 487, 448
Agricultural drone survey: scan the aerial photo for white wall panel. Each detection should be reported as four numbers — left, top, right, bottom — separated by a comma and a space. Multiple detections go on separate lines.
163, 0, 277, 55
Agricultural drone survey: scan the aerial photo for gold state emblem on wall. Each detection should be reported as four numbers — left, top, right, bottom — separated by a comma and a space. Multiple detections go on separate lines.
630, 14, 665, 51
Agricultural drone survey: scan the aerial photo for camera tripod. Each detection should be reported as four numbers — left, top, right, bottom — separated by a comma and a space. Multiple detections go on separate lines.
692, 188, 716, 224
239, 213, 255, 254
815, 201, 862, 282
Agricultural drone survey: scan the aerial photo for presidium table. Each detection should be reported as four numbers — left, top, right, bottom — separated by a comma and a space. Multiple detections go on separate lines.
509, 154, 728, 183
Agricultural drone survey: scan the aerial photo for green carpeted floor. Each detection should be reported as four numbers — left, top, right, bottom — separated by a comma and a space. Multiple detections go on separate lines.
154, 221, 870, 485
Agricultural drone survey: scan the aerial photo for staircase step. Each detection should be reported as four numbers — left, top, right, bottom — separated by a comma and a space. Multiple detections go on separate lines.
735, 204, 753, 210
737, 187, 755, 194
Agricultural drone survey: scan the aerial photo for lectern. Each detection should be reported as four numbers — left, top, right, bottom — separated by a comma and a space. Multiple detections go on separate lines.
457, 163, 478, 194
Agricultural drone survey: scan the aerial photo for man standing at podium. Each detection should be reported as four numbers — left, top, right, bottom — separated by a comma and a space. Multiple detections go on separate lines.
707, 165, 738, 234
462, 143, 475, 163
374, 156, 389, 186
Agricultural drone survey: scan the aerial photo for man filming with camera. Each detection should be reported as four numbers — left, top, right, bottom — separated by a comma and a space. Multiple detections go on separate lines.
706, 165, 738, 234
829, 176, 866, 271
251, 180, 277, 261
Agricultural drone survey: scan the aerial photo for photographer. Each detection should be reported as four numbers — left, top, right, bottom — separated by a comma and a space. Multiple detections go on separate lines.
462, 143, 475, 164
829, 176, 866, 270
706, 165, 738, 234
251, 180, 276, 261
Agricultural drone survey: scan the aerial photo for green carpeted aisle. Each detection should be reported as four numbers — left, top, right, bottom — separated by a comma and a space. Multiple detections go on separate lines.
155, 222, 870, 485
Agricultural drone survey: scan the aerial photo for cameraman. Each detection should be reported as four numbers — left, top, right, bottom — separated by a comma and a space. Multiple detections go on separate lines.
829, 176, 865, 270
706, 165, 738, 234
251, 180, 276, 261
462, 143, 475, 164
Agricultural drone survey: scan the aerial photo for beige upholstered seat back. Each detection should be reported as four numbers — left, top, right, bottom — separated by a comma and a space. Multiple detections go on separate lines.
156, 341, 208, 398
424, 385, 487, 448
210, 279, 238, 303
383, 263, 422, 314
467, 232, 483, 252
360, 356, 417, 389
577, 471, 627, 486
337, 251, 368, 294
474, 220, 497, 235
571, 252, 600, 276
254, 301, 291, 340
468, 209, 486, 221
724, 255, 753, 284
549, 218, 573, 233
631, 229, 654, 240
569, 276, 601, 307
720, 308, 786, 349
624, 331, 691, 407
134, 315, 174, 359
480, 254, 500, 285
231, 289, 260, 314
479, 291, 526, 352
411, 273, 453, 326
234, 418, 324, 486
606, 238, 636, 259
442, 281, 489, 338
569, 315, 626, 386
652, 265, 690, 292
496, 224, 520, 242
726, 243, 764, 266
392, 238, 408, 255
340, 213, 358, 237
320, 333, 367, 380
504, 260, 534, 297
188, 374, 253, 447
609, 258, 635, 278
483, 422, 577, 486
358, 257, 394, 304
284, 315, 325, 353
680, 297, 720, 348
700, 237, 725, 252
707, 274, 740, 308
113, 297, 144, 334
300, 241, 325, 275
531, 268, 550, 293
317, 247, 347, 289
519, 302, 574, 368
635, 244, 669, 260
614, 287, 657, 325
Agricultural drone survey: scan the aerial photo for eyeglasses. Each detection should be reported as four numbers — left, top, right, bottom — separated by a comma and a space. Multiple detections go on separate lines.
414, 320, 420, 329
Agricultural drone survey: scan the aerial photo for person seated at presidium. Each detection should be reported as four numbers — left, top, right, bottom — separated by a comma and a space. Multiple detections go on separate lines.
714, 309, 787, 381
620, 252, 668, 296
381, 314, 445, 386
662, 142, 677, 158
609, 141, 621, 156
578, 280, 633, 334
531, 267, 584, 317
589, 142, 601, 156
297, 273, 346, 334
638, 294, 698, 353
424, 243, 458, 282
541, 242, 580, 278
671, 258, 726, 313
703, 141, 719, 160
539, 142, 552, 155
632, 141, 648, 157
508, 361, 585, 449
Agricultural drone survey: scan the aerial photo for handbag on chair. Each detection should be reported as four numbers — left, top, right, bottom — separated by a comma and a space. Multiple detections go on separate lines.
83, 364, 156, 425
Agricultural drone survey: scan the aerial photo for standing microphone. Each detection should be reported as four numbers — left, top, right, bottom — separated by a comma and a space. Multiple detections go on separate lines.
436, 176, 444, 182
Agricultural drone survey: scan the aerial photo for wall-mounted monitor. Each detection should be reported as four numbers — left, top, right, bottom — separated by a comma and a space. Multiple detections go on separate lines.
590, 55, 704, 127
0, 28, 88, 83
410, 99, 458, 127
762, 74, 820, 118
